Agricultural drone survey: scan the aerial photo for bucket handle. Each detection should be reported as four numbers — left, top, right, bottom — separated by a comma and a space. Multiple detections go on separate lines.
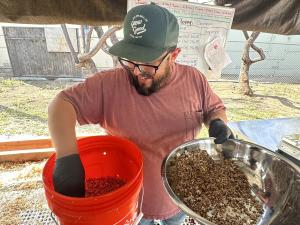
113, 185, 144, 225
132, 185, 144, 225
50, 211, 60, 225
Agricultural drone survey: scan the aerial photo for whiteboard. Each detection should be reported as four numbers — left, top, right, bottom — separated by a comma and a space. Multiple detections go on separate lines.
127, 0, 235, 79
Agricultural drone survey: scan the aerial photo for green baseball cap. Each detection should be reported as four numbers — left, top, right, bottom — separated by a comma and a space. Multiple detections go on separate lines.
109, 2, 179, 63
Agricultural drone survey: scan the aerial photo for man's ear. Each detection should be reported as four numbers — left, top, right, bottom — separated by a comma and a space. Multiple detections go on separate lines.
169, 48, 181, 63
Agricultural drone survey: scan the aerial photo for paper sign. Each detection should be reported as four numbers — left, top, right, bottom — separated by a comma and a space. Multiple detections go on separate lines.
204, 37, 232, 74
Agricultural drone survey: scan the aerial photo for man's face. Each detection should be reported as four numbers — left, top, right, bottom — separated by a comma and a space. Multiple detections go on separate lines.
120, 52, 172, 96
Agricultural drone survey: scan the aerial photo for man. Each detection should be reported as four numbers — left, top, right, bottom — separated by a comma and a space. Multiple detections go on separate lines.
48, 3, 234, 225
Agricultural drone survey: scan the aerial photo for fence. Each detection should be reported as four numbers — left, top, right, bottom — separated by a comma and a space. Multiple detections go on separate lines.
0, 26, 300, 83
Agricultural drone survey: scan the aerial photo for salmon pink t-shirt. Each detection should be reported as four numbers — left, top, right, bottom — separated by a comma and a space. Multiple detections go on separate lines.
59, 63, 225, 219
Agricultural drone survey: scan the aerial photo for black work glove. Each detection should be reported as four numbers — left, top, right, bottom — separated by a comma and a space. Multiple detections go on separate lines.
53, 154, 85, 197
208, 119, 234, 144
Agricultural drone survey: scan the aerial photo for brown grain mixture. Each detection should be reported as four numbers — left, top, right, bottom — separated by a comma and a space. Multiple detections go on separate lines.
85, 176, 126, 197
167, 150, 263, 225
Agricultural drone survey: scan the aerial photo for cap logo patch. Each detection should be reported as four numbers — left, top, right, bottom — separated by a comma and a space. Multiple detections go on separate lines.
130, 14, 148, 39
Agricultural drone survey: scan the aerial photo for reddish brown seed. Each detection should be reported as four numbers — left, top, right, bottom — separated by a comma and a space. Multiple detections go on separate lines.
85, 176, 126, 197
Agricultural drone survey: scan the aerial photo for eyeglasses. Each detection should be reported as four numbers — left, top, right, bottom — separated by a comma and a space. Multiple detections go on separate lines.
118, 52, 170, 79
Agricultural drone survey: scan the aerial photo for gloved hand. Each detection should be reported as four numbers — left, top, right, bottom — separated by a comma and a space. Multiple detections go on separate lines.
208, 118, 234, 144
53, 154, 85, 197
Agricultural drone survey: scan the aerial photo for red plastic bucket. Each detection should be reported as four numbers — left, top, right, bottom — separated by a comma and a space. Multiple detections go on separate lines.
43, 136, 143, 225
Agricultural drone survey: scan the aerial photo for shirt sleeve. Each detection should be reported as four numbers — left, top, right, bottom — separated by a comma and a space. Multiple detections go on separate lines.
57, 73, 104, 125
198, 71, 226, 119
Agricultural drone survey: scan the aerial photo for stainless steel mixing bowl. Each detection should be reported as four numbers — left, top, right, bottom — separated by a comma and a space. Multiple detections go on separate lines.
161, 138, 300, 225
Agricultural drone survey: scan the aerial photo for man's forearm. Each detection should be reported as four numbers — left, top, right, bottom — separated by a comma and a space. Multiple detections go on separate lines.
48, 95, 78, 158
204, 110, 228, 128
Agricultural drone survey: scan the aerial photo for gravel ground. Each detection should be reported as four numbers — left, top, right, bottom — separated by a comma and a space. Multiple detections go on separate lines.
0, 160, 199, 225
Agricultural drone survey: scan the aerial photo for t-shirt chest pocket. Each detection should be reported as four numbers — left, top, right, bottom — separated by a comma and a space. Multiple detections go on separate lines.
184, 110, 204, 139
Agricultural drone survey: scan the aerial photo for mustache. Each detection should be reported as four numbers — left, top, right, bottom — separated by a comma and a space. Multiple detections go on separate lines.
127, 70, 169, 96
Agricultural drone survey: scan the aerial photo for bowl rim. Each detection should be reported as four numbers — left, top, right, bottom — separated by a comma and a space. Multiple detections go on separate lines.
161, 138, 300, 224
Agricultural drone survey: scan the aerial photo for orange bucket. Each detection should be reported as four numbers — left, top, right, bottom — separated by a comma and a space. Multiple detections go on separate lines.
43, 136, 143, 225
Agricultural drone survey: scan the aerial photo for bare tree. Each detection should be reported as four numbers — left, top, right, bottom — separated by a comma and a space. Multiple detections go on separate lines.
61, 25, 122, 75
94, 26, 119, 67
239, 31, 265, 96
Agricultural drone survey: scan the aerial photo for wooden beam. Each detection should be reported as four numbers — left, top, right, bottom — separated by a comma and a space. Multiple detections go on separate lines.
0, 148, 55, 162
0, 135, 92, 162
0, 138, 53, 151
0, 136, 91, 151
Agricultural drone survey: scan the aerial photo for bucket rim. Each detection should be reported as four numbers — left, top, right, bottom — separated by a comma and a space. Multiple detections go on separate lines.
42, 135, 143, 201
42, 159, 143, 202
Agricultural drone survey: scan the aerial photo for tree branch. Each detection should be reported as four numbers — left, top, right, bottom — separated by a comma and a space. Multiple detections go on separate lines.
78, 26, 122, 62
61, 24, 79, 64
248, 32, 265, 63
243, 30, 249, 40
85, 26, 94, 53
94, 26, 110, 54
251, 44, 265, 63
242, 31, 265, 64
242, 31, 251, 63
80, 25, 86, 52
108, 25, 119, 45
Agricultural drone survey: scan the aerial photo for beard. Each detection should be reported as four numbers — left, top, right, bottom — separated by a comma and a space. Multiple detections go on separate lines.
127, 66, 171, 96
